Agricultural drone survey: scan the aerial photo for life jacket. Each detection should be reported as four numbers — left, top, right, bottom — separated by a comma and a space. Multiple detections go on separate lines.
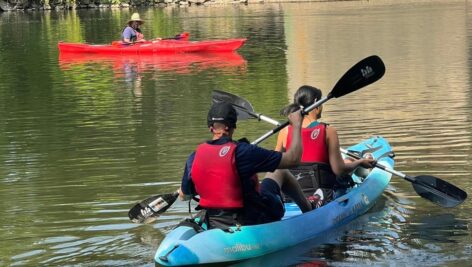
285, 122, 329, 163
121, 26, 138, 43
285, 123, 340, 197
191, 141, 244, 209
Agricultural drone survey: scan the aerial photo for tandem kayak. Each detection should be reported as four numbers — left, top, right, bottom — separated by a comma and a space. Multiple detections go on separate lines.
154, 136, 394, 266
57, 38, 246, 54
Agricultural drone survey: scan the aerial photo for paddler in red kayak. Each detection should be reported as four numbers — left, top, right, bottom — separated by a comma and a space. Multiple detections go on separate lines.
276, 85, 375, 207
122, 13, 146, 44
179, 102, 312, 230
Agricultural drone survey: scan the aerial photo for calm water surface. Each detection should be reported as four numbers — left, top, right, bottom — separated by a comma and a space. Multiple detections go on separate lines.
0, 0, 471, 266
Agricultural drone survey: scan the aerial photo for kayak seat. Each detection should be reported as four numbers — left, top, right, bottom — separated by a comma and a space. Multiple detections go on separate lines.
183, 209, 242, 232
176, 218, 206, 233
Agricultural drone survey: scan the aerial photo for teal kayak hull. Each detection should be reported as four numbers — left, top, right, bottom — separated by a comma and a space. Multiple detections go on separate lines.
155, 136, 394, 266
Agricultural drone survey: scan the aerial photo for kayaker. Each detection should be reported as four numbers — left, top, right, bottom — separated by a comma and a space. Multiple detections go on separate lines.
276, 85, 375, 207
121, 13, 146, 44
179, 102, 312, 229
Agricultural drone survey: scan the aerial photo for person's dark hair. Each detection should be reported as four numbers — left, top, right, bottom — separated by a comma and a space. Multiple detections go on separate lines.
279, 103, 301, 116
129, 21, 141, 29
293, 85, 322, 108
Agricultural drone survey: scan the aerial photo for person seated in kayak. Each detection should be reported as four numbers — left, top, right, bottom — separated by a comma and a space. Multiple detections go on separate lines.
179, 102, 312, 229
275, 85, 375, 207
121, 13, 146, 44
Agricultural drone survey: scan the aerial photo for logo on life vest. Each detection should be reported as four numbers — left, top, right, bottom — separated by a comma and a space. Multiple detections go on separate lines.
310, 129, 320, 140
219, 146, 231, 157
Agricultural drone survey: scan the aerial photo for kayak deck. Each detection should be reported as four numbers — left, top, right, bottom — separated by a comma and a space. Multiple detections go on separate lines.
155, 136, 394, 266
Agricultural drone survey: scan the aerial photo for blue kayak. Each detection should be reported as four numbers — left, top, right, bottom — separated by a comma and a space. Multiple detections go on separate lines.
155, 136, 394, 266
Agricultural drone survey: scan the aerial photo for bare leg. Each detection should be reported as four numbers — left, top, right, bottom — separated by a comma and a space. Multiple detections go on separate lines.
265, 169, 312, 212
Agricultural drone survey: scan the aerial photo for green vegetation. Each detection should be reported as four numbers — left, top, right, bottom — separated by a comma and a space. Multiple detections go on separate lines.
0, 0, 246, 11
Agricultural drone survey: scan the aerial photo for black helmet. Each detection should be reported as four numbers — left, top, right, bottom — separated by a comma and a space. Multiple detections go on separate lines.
207, 102, 237, 128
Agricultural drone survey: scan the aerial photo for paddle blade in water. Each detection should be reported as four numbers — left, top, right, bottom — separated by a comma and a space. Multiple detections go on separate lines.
128, 191, 179, 223
212, 90, 256, 120
330, 55, 386, 98
412, 175, 467, 208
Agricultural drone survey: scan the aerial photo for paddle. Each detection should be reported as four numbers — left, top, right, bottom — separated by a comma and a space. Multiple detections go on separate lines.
212, 91, 467, 208
340, 149, 467, 208
251, 55, 385, 145
212, 90, 282, 126
161, 32, 190, 41
112, 32, 189, 47
128, 190, 180, 223
128, 55, 385, 223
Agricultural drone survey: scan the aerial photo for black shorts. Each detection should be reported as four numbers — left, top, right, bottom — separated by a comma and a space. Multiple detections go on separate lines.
241, 178, 285, 225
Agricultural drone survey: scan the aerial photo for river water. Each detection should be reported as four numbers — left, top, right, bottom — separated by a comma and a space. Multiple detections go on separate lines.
0, 0, 470, 266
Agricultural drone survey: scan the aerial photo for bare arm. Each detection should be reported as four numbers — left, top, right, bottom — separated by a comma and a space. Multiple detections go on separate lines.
278, 111, 303, 169
326, 126, 375, 175
179, 187, 191, 201
275, 128, 287, 152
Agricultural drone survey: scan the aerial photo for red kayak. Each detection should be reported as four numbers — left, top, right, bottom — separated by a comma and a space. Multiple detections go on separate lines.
58, 38, 246, 54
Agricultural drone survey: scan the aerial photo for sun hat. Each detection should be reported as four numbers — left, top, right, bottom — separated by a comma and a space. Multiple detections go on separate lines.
207, 102, 237, 128
128, 13, 144, 24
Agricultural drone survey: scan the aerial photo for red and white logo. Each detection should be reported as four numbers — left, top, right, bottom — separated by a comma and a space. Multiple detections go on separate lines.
219, 146, 231, 157
310, 129, 320, 140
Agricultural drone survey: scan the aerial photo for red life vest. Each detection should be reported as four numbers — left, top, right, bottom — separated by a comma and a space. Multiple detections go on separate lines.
285, 123, 329, 164
191, 142, 244, 209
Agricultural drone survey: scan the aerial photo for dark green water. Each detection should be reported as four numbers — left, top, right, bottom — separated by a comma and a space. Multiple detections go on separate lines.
0, 1, 471, 266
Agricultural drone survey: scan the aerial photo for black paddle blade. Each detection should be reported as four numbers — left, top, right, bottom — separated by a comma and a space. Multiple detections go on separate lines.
412, 175, 467, 208
212, 90, 256, 120
330, 55, 386, 99
128, 191, 179, 224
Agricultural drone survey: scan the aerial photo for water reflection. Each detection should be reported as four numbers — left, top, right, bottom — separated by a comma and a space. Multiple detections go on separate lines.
58, 52, 247, 75
58, 52, 247, 98
407, 213, 469, 243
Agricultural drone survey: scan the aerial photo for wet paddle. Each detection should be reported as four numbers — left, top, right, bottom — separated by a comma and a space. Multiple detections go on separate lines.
128, 191, 179, 223
161, 32, 190, 41
128, 55, 385, 223
340, 148, 467, 208
212, 90, 282, 126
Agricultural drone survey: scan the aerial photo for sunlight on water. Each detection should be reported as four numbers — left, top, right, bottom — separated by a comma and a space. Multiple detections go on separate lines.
0, 1, 471, 266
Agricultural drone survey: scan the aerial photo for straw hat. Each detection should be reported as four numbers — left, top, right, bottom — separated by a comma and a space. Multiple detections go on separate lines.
128, 13, 144, 24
